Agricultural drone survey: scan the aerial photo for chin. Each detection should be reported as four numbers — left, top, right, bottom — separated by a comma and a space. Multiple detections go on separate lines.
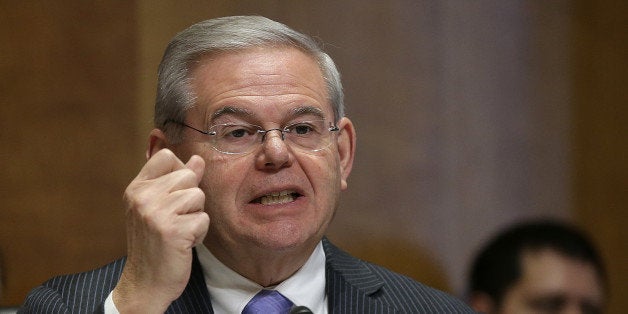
252, 222, 317, 252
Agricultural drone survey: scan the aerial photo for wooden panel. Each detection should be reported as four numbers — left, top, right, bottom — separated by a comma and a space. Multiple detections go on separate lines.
0, 2, 139, 306
2, 1, 625, 311
573, 1, 628, 313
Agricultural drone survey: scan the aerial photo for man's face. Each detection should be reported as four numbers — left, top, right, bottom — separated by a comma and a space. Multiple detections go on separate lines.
170, 46, 355, 257
498, 248, 605, 314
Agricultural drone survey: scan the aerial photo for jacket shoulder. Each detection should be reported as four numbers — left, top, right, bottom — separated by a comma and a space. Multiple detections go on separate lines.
19, 257, 126, 313
322, 238, 475, 313
364, 261, 474, 312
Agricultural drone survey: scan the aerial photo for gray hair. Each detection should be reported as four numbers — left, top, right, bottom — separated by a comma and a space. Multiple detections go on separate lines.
155, 16, 345, 142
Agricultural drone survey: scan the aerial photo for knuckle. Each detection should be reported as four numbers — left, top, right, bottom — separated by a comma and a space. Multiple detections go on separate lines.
191, 213, 210, 233
157, 148, 175, 159
190, 187, 206, 201
124, 187, 151, 212
199, 212, 210, 225
181, 168, 199, 182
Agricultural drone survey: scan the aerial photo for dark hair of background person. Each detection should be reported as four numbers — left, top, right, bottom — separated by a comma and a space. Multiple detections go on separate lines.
468, 219, 607, 306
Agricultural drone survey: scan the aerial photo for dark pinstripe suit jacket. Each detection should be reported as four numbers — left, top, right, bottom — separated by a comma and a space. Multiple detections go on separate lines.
19, 238, 474, 313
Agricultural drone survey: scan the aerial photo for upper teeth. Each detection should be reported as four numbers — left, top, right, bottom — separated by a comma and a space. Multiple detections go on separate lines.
272, 191, 291, 196
261, 190, 295, 205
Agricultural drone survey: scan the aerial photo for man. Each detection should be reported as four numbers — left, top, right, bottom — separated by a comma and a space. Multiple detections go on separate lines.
468, 220, 606, 314
20, 16, 473, 313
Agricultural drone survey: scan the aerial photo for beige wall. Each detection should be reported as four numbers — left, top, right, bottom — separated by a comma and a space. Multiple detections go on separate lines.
1, 1, 626, 312
0, 1, 138, 305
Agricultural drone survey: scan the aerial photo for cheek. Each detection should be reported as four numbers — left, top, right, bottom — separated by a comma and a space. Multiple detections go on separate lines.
321, 153, 342, 186
300, 153, 342, 199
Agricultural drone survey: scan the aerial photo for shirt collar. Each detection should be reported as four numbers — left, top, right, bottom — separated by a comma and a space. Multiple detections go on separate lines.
196, 242, 327, 314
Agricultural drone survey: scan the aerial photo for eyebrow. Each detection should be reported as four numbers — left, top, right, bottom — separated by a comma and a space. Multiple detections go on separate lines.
209, 105, 326, 123
291, 106, 325, 120
210, 106, 254, 122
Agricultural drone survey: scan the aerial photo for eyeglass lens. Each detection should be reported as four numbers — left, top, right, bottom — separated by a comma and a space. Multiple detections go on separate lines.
210, 120, 337, 154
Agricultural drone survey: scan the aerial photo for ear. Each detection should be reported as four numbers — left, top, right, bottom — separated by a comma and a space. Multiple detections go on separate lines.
469, 292, 496, 314
335, 117, 356, 191
147, 128, 169, 160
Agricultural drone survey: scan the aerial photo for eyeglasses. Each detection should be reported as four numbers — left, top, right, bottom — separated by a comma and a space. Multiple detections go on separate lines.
166, 119, 340, 155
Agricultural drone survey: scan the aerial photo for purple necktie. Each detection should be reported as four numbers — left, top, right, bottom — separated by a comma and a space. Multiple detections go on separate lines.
242, 289, 294, 314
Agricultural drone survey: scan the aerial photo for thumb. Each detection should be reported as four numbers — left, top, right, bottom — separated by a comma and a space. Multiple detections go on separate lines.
185, 155, 205, 183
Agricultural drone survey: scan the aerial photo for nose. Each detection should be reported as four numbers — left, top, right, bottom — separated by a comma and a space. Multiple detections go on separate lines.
255, 129, 292, 170
260, 128, 285, 142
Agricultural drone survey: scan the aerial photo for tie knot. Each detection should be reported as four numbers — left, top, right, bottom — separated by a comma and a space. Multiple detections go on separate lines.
242, 290, 294, 314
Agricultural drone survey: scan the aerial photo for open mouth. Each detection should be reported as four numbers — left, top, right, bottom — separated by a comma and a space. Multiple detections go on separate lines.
252, 190, 301, 205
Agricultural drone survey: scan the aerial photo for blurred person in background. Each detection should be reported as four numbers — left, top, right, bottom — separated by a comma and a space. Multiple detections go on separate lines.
468, 219, 607, 314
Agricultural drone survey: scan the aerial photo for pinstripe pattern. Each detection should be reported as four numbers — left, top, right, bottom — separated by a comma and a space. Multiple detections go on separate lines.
19, 239, 474, 313
19, 252, 213, 314
323, 239, 475, 313
19, 257, 125, 314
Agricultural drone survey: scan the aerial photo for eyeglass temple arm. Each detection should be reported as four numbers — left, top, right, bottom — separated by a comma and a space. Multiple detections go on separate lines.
163, 119, 212, 135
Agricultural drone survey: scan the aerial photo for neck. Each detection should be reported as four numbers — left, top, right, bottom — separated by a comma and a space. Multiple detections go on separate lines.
205, 237, 319, 287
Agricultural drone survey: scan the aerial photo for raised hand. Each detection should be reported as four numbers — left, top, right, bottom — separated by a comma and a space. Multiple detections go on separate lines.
112, 149, 209, 313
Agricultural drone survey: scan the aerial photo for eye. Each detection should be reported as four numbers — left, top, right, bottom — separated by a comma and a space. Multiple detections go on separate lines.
294, 124, 313, 135
527, 296, 565, 313
229, 128, 247, 138
581, 301, 602, 314
218, 124, 258, 139
287, 121, 320, 136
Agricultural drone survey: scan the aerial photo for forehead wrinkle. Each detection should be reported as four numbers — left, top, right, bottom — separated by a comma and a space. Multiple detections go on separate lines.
197, 82, 325, 110
226, 81, 322, 98
207, 104, 328, 127
213, 68, 326, 99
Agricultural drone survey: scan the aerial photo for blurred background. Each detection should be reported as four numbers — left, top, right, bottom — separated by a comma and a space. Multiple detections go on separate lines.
1, 1, 626, 312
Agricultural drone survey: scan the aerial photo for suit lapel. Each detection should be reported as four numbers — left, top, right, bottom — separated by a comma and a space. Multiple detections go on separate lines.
162, 240, 395, 313
323, 238, 397, 313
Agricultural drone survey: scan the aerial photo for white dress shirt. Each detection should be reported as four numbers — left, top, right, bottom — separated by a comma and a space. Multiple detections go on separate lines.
104, 241, 327, 313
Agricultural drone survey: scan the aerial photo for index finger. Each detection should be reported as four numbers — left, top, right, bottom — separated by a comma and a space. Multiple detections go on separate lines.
136, 148, 187, 181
